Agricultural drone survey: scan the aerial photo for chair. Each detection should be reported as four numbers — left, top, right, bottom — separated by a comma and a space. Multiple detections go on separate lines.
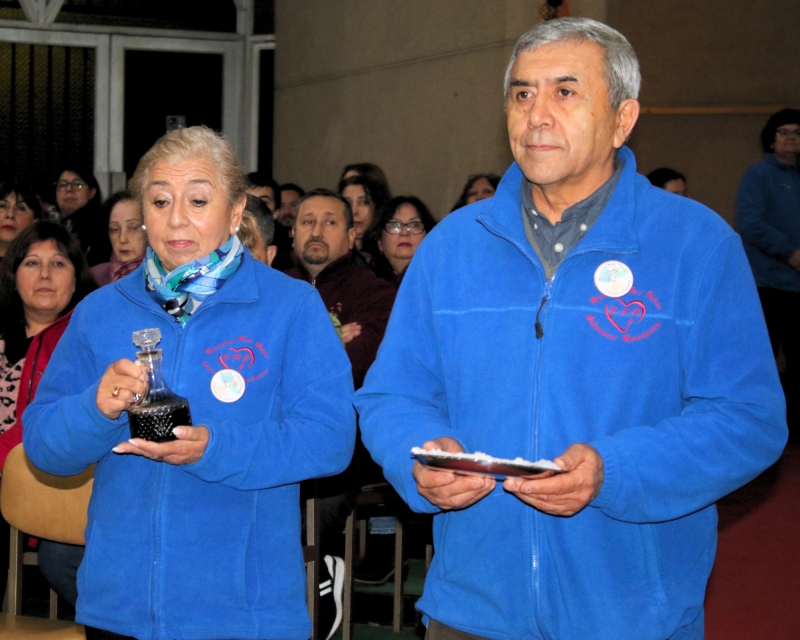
0, 444, 90, 638
1, 445, 323, 639
302, 482, 321, 640
342, 483, 406, 640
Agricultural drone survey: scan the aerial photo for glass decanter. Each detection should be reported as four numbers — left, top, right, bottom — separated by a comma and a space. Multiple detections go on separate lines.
126, 328, 192, 442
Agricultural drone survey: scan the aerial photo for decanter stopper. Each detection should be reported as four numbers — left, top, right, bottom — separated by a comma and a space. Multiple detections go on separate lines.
133, 328, 161, 352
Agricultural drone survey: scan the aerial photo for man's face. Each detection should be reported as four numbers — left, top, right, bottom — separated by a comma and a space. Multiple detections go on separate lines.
247, 186, 276, 213
506, 40, 638, 193
276, 188, 302, 227
293, 196, 355, 276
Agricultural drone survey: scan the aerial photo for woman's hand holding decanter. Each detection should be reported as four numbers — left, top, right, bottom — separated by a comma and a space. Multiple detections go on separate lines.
96, 358, 148, 420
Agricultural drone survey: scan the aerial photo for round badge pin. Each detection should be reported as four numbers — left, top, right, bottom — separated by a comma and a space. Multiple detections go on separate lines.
594, 260, 633, 298
210, 369, 246, 403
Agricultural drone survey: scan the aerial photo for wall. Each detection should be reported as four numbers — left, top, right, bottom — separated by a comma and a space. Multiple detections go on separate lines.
273, 0, 539, 218
609, 0, 800, 224
274, 0, 799, 224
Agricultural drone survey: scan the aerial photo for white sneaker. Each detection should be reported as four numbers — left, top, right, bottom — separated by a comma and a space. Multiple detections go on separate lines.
321, 555, 344, 640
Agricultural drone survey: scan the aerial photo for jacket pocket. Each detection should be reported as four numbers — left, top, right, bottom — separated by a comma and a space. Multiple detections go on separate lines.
639, 522, 669, 609
80, 520, 151, 623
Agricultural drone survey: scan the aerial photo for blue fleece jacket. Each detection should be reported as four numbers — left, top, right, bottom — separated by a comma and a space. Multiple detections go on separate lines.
735, 154, 800, 292
23, 254, 356, 640
355, 147, 787, 640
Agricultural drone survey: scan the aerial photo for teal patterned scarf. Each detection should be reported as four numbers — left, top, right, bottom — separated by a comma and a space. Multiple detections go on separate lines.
144, 235, 244, 326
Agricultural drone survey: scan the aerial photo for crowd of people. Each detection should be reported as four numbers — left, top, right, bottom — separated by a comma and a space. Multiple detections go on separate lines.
0, 15, 794, 640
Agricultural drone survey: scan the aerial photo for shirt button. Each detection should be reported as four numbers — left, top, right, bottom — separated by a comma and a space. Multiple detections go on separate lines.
554, 243, 564, 253
534, 224, 538, 230
580, 224, 587, 232
531, 210, 538, 216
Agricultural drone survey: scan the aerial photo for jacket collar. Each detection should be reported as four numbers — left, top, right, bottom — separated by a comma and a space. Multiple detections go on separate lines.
765, 153, 800, 171
115, 251, 260, 319
478, 145, 640, 261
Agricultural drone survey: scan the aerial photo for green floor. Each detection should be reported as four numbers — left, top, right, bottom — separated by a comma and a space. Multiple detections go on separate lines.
331, 559, 427, 639
333, 623, 421, 639
355, 558, 426, 597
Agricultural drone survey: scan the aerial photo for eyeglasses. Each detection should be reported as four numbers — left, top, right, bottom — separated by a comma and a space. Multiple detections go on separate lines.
384, 221, 426, 235
55, 180, 87, 191
775, 128, 800, 139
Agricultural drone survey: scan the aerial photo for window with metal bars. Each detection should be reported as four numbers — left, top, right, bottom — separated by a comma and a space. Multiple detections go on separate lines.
54, 0, 238, 32
0, 43, 95, 185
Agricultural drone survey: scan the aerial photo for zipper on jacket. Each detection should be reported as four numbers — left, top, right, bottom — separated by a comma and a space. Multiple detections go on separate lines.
530, 288, 548, 640
150, 321, 186, 638
534, 278, 554, 339
150, 462, 165, 638
479, 212, 638, 640
478, 216, 551, 638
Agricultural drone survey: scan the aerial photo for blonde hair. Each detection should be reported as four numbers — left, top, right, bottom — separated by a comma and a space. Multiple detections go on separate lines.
237, 210, 258, 250
128, 125, 247, 209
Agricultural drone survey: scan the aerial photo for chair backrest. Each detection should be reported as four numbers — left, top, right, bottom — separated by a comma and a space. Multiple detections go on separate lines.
0, 445, 93, 545
301, 482, 321, 640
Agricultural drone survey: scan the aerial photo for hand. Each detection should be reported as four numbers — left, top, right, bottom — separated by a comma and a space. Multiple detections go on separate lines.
789, 249, 800, 272
96, 359, 148, 420
112, 425, 209, 465
341, 322, 362, 343
412, 437, 495, 510
503, 443, 604, 516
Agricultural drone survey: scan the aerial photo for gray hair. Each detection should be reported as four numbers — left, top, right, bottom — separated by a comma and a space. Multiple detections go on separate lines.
504, 18, 641, 110
129, 125, 247, 210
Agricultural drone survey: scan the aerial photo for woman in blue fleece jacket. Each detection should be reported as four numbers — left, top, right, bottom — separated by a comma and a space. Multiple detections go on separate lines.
736, 108, 800, 442
22, 126, 356, 640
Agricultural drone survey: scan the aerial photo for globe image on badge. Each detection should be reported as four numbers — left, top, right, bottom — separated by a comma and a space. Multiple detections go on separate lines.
594, 260, 634, 298
210, 368, 246, 403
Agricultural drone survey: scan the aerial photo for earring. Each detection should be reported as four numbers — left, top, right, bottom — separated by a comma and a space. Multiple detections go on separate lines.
235, 226, 240, 233
141, 224, 147, 230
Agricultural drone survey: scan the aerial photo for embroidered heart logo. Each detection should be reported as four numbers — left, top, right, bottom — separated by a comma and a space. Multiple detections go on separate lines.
218, 346, 255, 371
604, 299, 646, 333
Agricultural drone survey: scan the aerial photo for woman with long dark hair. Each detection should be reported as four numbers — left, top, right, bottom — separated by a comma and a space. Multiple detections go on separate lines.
0, 219, 96, 606
338, 174, 390, 260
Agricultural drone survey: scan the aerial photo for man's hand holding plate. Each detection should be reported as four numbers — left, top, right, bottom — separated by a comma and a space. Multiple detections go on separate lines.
503, 443, 604, 516
412, 437, 495, 510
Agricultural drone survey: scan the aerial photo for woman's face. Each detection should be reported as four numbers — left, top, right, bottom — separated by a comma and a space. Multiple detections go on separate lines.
466, 177, 496, 205
16, 239, 76, 320
772, 124, 800, 163
109, 199, 147, 262
56, 170, 96, 216
378, 203, 427, 272
0, 192, 36, 251
342, 184, 373, 244
663, 178, 688, 197
143, 158, 243, 273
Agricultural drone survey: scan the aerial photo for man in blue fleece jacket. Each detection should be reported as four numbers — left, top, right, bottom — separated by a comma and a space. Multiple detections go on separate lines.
355, 18, 787, 640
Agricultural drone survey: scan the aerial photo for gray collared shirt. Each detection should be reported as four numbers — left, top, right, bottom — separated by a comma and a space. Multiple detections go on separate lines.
521, 158, 622, 280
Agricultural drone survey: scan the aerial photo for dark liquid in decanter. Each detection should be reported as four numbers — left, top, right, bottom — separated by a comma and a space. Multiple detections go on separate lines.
128, 399, 192, 443
126, 327, 192, 443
